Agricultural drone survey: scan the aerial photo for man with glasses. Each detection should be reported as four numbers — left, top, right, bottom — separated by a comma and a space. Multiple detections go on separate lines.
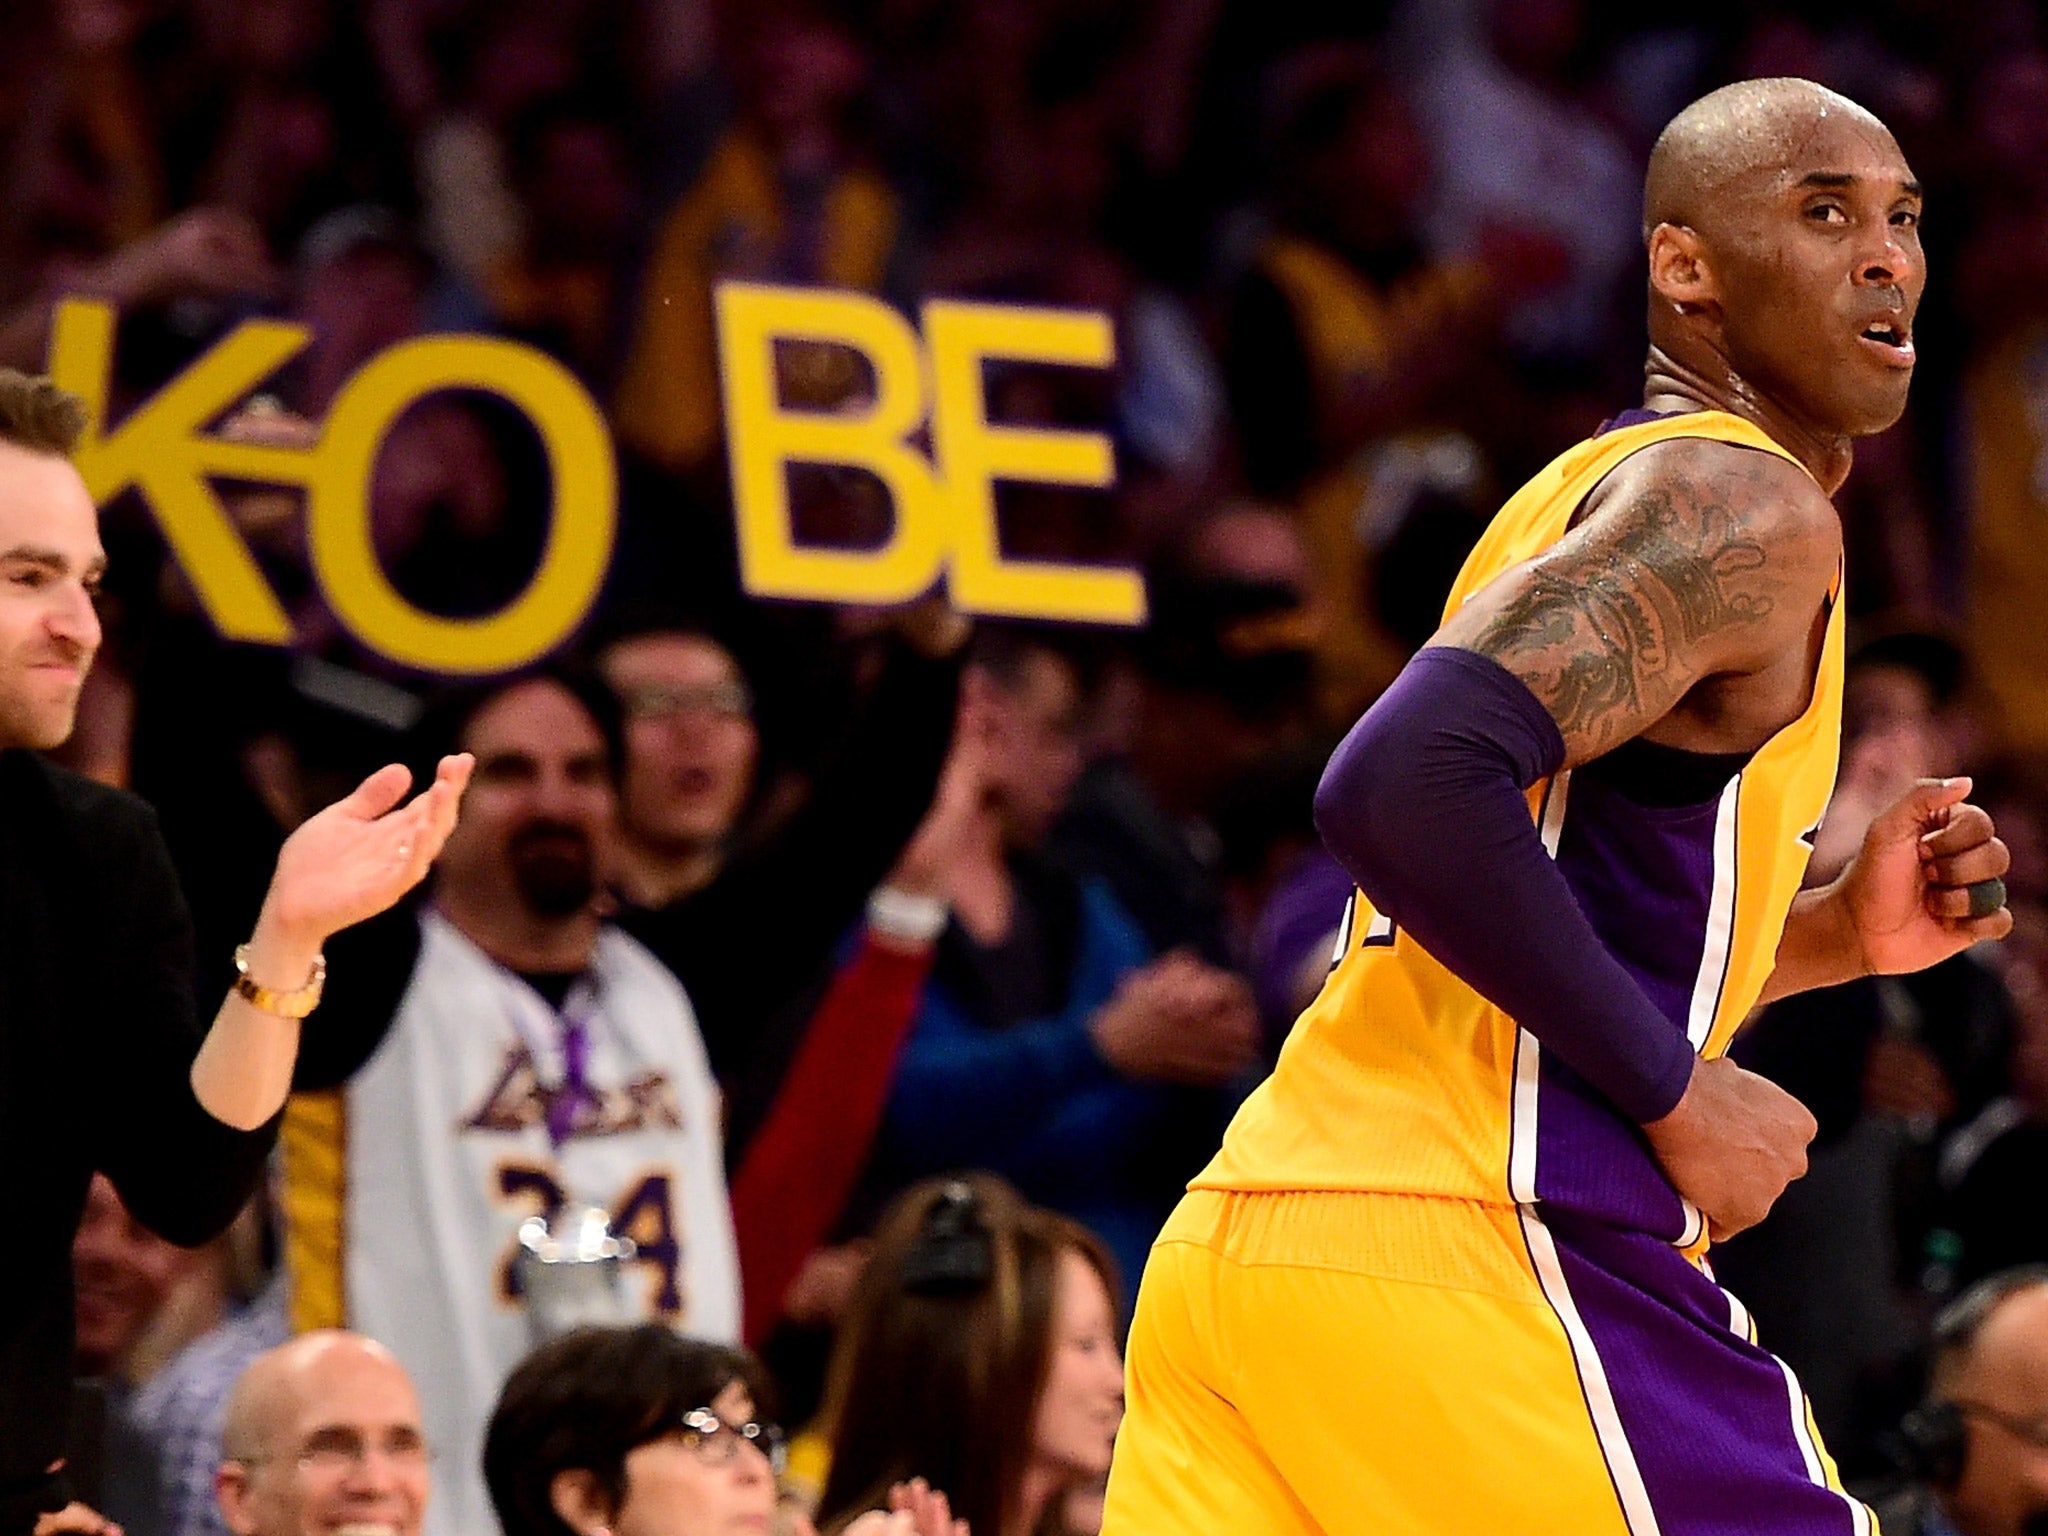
595, 606, 966, 1167
1878, 1269, 2048, 1536
214, 1333, 429, 1536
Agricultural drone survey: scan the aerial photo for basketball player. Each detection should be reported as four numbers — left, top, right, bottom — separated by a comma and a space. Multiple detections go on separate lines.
1101, 78, 2010, 1536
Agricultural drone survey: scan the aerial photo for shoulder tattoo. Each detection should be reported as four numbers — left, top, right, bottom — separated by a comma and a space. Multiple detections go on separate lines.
1463, 479, 1779, 760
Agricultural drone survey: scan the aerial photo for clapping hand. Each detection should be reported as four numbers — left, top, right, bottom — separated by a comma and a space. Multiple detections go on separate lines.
1090, 950, 1261, 1087
257, 754, 472, 950
839, 1479, 970, 1536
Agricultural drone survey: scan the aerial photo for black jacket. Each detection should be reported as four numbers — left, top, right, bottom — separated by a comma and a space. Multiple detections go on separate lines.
0, 752, 275, 1534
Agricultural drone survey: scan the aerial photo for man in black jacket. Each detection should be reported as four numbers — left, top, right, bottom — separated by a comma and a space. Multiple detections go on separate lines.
0, 372, 469, 1534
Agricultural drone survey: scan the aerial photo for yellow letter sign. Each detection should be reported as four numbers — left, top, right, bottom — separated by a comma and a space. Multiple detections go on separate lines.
51, 299, 616, 675
716, 282, 1145, 625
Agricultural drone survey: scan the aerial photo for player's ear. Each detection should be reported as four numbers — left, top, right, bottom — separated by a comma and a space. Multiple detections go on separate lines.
1648, 223, 1718, 314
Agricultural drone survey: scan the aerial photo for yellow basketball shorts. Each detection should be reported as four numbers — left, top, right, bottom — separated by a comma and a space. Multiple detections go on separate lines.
1100, 1189, 1878, 1536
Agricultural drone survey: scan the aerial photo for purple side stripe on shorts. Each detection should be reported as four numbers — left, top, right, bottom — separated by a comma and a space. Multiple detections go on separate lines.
1544, 1212, 1873, 1536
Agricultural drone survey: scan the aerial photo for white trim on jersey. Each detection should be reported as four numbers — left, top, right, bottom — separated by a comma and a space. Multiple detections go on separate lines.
1510, 772, 1573, 1205
1685, 777, 1743, 1051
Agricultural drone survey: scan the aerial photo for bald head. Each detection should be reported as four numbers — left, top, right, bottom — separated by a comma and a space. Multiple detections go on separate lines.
216, 1332, 428, 1536
223, 1331, 412, 1459
1636, 76, 1923, 446
1645, 78, 1898, 238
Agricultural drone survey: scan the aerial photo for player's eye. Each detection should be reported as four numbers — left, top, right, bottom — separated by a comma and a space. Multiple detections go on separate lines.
1805, 202, 1848, 226
1890, 207, 1920, 230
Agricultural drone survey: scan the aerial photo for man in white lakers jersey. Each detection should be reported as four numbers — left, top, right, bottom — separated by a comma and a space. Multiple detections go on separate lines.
279, 668, 738, 1536
1104, 78, 2013, 1536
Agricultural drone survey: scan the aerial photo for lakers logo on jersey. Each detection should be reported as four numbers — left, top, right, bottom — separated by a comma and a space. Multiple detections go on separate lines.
460, 1045, 688, 1139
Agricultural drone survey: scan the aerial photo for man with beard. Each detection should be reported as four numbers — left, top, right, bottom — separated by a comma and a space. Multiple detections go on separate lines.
276, 668, 735, 1536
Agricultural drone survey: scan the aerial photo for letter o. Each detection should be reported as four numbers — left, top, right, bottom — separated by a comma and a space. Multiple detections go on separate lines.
309, 337, 617, 674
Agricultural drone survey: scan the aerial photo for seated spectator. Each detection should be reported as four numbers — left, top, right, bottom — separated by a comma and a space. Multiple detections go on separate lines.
68, 1173, 204, 1536
815, 1176, 1123, 1536
856, 626, 1258, 1302
127, 1271, 289, 1536
1871, 1268, 2048, 1536
279, 666, 739, 1536
73, 1176, 214, 1392
485, 1325, 963, 1536
72, 1179, 277, 1536
214, 1332, 427, 1536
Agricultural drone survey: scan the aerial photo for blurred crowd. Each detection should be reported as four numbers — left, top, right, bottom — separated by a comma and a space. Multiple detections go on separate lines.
21, 0, 2048, 1532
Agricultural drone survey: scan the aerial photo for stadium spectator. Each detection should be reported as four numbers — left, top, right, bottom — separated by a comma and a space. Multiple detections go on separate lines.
277, 666, 738, 1536
0, 370, 466, 1536
1872, 1268, 2048, 1536
126, 1275, 288, 1536
1052, 555, 1319, 969
485, 1325, 965, 1536
74, 1189, 280, 1536
730, 722, 992, 1345
814, 1176, 1123, 1536
213, 1332, 427, 1536
1398, 0, 1638, 374
285, 205, 431, 418
73, 1177, 213, 1391
67, 1173, 197, 1536
598, 601, 965, 1163
480, 94, 637, 382
854, 626, 1257, 1301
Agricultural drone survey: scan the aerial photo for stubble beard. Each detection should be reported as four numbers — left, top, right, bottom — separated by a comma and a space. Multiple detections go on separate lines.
0, 679, 81, 752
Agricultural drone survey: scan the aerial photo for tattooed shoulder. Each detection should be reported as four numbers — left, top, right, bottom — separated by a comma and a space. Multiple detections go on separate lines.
1441, 446, 1831, 763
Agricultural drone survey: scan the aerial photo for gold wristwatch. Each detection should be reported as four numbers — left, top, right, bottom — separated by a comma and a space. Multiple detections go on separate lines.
232, 944, 327, 1019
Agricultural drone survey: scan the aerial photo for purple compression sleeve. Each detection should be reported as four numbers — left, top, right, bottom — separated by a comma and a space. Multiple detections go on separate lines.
1312, 645, 1696, 1122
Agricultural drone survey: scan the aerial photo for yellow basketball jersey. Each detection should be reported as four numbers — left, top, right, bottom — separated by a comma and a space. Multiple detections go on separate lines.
1198, 410, 1844, 1246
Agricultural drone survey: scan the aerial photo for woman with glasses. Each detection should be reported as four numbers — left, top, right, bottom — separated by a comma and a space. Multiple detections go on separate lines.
813, 1176, 1126, 1536
484, 1325, 964, 1536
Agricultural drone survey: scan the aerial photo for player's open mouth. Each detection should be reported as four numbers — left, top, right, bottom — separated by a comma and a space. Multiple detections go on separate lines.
1857, 319, 1914, 366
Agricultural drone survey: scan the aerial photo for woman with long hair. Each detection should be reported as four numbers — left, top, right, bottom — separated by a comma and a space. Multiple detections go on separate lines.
815, 1175, 1126, 1536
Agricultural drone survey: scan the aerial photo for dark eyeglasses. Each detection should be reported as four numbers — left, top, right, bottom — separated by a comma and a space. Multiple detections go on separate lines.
676, 1408, 788, 1476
